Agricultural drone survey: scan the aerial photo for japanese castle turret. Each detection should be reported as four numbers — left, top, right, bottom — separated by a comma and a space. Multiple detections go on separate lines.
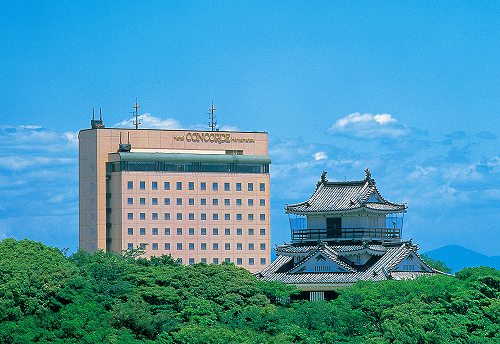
258, 170, 440, 301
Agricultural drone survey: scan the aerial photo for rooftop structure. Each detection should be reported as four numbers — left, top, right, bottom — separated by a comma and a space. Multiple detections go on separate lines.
258, 170, 439, 301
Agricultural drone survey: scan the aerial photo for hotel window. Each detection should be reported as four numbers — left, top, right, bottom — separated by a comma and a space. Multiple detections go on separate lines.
127, 228, 133, 235
224, 199, 230, 206
259, 199, 265, 206
189, 258, 195, 265
200, 213, 207, 220
177, 243, 182, 250
200, 182, 206, 190
249, 258, 255, 265
260, 243, 266, 250
236, 228, 242, 235
212, 182, 218, 191
200, 198, 207, 205
176, 182, 182, 190
164, 213, 171, 220
236, 199, 242, 206
225, 243, 230, 250
201, 258, 207, 263
140, 213, 146, 220
236, 214, 242, 221
201, 243, 207, 250
127, 181, 133, 190
188, 198, 194, 205
213, 213, 219, 221
127, 213, 133, 220
177, 258, 183, 264
152, 198, 158, 205
248, 228, 254, 235
213, 258, 219, 264
176, 198, 182, 206
152, 228, 159, 235
139, 243, 147, 250
164, 228, 171, 235
189, 228, 194, 235
152, 243, 158, 250
188, 213, 195, 220
140, 228, 146, 235
127, 243, 133, 250
260, 183, 265, 191
140, 181, 146, 190
213, 243, 219, 250
224, 228, 231, 235
213, 228, 219, 235
224, 182, 230, 191
164, 181, 170, 190
152, 213, 158, 220
164, 243, 170, 250
188, 182, 194, 190
224, 214, 230, 221
236, 183, 242, 191
225, 258, 231, 263
164, 198, 171, 205
260, 214, 266, 221
176, 213, 182, 220
260, 228, 266, 236
247, 183, 254, 191
140, 198, 146, 205
247, 199, 254, 206
236, 243, 242, 250
236, 258, 242, 265
248, 214, 254, 221
152, 181, 158, 190
127, 198, 133, 205
212, 198, 219, 206
248, 243, 254, 250
189, 243, 195, 250
176, 228, 182, 235
200, 228, 207, 235
260, 258, 266, 265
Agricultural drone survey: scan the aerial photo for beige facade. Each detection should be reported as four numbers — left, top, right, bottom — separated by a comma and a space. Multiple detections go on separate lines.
79, 128, 270, 272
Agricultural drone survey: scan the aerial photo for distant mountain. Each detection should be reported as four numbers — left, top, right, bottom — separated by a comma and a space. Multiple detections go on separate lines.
424, 245, 500, 273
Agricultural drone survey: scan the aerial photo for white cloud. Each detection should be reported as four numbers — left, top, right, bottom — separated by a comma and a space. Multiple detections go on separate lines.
313, 151, 327, 161
327, 112, 409, 139
114, 113, 182, 129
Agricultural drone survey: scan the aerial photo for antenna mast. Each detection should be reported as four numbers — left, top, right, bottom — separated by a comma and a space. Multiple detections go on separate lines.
132, 98, 141, 129
208, 101, 217, 131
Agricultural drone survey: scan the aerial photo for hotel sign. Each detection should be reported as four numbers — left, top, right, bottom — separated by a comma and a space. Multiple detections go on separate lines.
174, 132, 255, 144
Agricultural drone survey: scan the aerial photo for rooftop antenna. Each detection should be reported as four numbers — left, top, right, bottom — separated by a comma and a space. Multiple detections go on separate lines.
132, 98, 141, 129
91, 107, 104, 129
208, 101, 218, 131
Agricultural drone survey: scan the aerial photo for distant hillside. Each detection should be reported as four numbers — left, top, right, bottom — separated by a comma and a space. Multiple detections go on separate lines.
424, 245, 500, 273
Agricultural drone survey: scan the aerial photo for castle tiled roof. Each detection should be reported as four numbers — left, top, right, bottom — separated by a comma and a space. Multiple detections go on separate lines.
258, 242, 437, 285
285, 171, 406, 214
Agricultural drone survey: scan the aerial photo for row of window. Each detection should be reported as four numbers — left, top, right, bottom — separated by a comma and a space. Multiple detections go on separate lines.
128, 241, 266, 251
126, 197, 266, 206
126, 212, 267, 221
127, 227, 267, 236
127, 181, 266, 192
126, 246, 267, 266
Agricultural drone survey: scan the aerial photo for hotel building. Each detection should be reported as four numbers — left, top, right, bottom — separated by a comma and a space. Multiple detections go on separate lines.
79, 119, 271, 272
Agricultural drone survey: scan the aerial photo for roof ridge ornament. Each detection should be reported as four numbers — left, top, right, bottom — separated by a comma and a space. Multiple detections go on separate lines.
316, 171, 328, 188
364, 168, 375, 185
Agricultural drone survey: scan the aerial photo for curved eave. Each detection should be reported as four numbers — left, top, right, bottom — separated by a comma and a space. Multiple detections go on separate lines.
285, 205, 407, 215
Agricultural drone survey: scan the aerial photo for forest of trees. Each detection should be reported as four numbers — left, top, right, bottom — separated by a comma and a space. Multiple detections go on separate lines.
0, 238, 498, 343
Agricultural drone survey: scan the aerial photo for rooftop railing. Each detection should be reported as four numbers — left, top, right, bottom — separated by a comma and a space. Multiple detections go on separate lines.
291, 227, 401, 242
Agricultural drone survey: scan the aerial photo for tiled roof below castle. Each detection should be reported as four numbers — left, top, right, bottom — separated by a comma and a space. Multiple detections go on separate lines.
258, 242, 438, 286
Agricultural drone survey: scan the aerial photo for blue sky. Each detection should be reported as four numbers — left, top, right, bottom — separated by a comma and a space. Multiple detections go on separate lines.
1, 1, 499, 256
